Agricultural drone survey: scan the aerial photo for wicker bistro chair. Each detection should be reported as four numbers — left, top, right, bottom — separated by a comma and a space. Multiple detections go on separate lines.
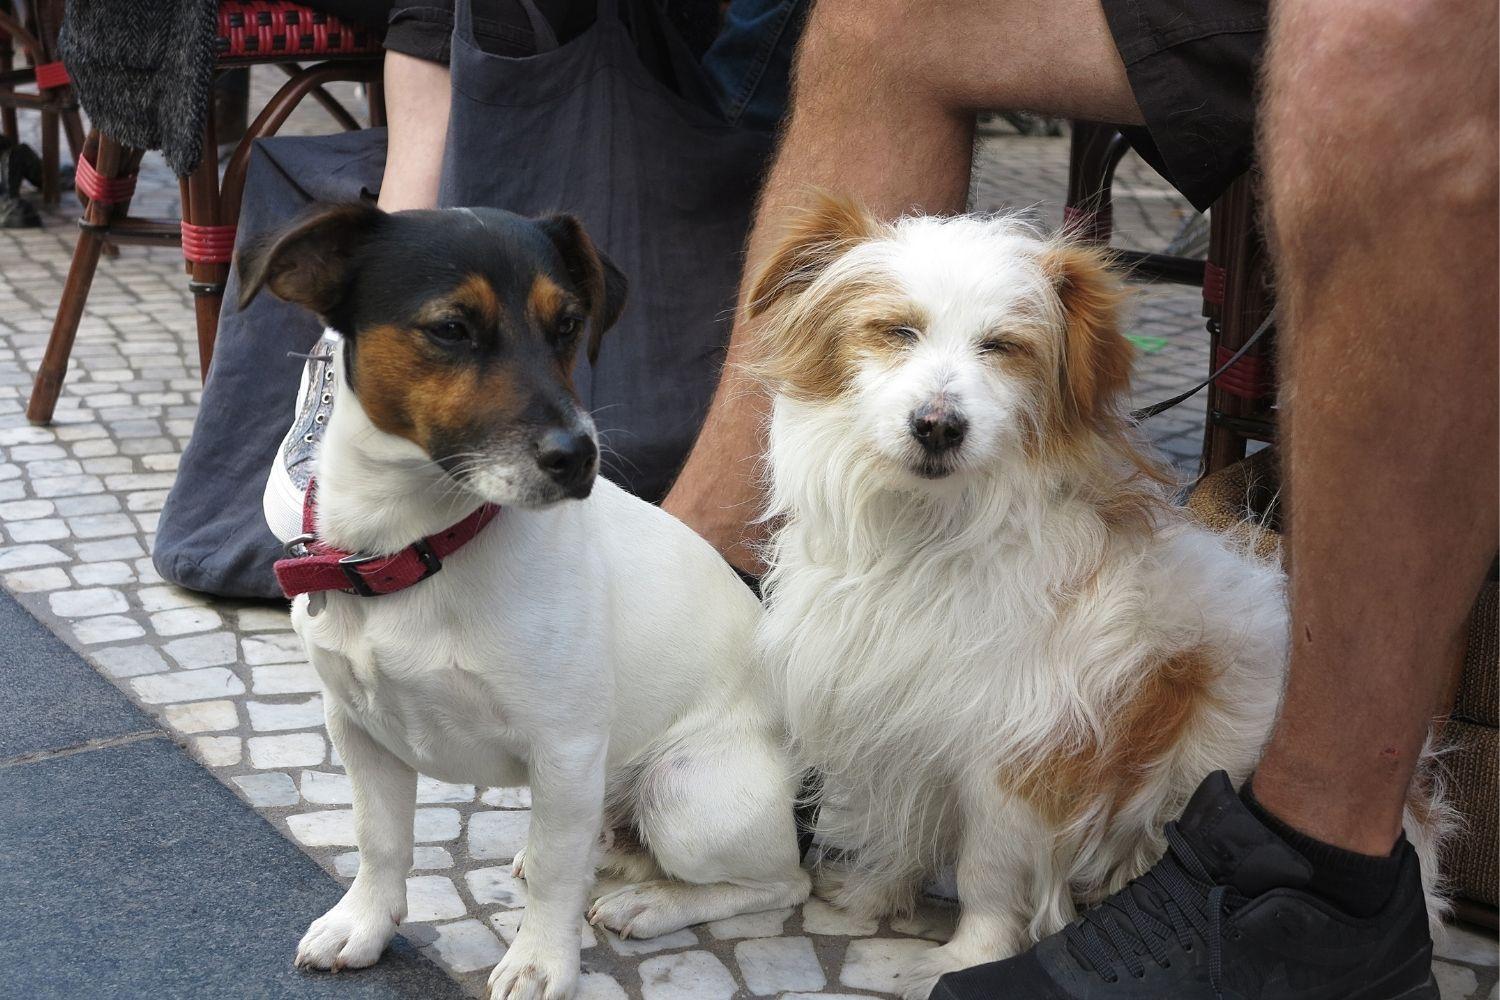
25, 1, 386, 426
0, 0, 85, 205
1065, 121, 1276, 474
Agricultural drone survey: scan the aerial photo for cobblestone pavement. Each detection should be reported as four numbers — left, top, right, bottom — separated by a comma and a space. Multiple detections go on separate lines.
1, 76, 1495, 999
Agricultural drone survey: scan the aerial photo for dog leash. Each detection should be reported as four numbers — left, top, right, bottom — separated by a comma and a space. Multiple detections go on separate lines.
1129, 308, 1276, 422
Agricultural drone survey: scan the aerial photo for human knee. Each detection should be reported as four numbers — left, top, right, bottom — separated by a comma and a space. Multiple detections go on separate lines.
1267, 0, 1497, 231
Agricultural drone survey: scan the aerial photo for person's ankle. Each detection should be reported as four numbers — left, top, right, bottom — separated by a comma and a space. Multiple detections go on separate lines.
1241, 776, 1405, 918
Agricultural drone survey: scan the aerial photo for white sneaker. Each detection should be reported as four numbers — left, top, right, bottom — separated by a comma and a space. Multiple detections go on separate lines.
263, 329, 340, 544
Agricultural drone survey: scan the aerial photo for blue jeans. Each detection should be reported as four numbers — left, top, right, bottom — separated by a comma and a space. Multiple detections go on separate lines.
700, 0, 808, 132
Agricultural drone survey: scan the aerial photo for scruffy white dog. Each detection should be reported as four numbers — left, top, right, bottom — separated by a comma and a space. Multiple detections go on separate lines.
748, 194, 1445, 1000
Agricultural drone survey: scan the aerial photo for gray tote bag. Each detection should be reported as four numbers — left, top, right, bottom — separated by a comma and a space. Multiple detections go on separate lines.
440, 0, 770, 500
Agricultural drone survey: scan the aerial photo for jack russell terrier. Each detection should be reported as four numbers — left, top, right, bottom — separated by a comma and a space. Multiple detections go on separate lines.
240, 202, 809, 1000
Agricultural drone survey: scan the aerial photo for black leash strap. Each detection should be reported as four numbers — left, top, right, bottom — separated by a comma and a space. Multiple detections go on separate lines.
1130, 307, 1277, 422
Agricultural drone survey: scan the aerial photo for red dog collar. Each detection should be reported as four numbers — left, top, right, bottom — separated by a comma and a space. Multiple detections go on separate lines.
274, 480, 500, 598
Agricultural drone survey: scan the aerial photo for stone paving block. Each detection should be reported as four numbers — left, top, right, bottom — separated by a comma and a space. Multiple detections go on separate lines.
468, 809, 531, 860
4, 566, 71, 592
706, 907, 795, 940
149, 606, 223, 636
247, 696, 325, 732
637, 951, 735, 1000
0, 544, 68, 570
838, 938, 939, 993
243, 632, 308, 664
232, 772, 300, 807
49, 587, 129, 617
481, 786, 532, 809
132, 667, 246, 704
193, 735, 242, 767
8, 519, 68, 542
162, 631, 238, 668
248, 733, 327, 769
407, 876, 469, 922
53, 494, 121, 516
163, 699, 239, 734
465, 867, 528, 908
252, 662, 320, 694
92, 644, 169, 678
301, 770, 353, 804
735, 937, 826, 995
71, 561, 136, 586
604, 928, 699, 957
72, 615, 146, 645
422, 919, 506, 974
801, 898, 879, 937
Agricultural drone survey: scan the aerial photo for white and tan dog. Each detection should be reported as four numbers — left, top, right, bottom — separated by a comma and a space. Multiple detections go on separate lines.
242, 203, 808, 1000
748, 194, 1445, 1000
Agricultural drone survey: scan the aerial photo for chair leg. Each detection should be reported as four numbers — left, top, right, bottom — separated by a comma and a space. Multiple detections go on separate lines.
39, 107, 59, 204
27, 230, 104, 424
1065, 121, 1131, 244
1200, 175, 1275, 473
183, 115, 226, 380
27, 135, 133, 424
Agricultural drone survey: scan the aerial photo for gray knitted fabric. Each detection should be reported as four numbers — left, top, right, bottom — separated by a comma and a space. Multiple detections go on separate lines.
58, 0, 219, 175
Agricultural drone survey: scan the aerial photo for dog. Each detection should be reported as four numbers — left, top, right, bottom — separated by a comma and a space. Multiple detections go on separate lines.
238, 202, 809, 1000
747, 193, 1447, 1000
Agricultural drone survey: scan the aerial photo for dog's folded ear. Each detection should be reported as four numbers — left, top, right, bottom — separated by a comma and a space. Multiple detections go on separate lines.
236, 201, 386, 318
1040, 241, 1134, 430
746, 190, 879, 318
536, 215, 627, 366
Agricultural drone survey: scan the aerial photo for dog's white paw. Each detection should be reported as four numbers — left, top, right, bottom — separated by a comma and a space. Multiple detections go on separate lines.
294, 899, 399, 971
587, 880, 692, 939
510, 846, 527, 880
897, 941, 1000, 1000
485, 935, 577, 1000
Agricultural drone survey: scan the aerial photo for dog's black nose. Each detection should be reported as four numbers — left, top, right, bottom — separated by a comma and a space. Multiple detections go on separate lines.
909, 403, 967, 454
534, 428, 597, 493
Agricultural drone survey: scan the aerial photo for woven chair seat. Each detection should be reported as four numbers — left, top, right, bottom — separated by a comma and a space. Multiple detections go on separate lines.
215, 1, 383, 63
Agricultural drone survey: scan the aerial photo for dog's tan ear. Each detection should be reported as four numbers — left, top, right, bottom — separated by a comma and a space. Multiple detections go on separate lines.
746, 191, 879, 318
236, 201, 385, 316
1042, 242, 1133, 430
537, 214, 627, 366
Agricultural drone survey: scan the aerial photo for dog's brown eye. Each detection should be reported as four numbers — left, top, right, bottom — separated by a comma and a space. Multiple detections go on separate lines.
426, 320, 469, 344
979, 338, 1017, 355
886, 325, 920, 344
556, 315, 583, 339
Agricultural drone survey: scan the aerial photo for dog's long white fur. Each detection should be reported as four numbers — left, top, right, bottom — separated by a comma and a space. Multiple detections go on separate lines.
754, 210, 1447, 1000
290, 347, 808, 1000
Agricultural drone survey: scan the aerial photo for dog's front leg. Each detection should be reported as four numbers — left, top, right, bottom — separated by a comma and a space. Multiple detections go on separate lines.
296, 705, 417, 971
487, 739, 606, 1000
898, 784, 1039, 1000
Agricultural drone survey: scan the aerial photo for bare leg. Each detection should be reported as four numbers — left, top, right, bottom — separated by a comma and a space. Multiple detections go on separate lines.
375, 51, 452, 213
1253, 0, 1499, 854
663, 0, 1142, 571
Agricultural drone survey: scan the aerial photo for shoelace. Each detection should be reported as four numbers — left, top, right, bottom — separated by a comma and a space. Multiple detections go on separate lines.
1064, 823, 1232, 999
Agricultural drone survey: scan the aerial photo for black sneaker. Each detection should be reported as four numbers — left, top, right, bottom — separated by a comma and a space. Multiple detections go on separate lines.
932, 772, 1438, 1000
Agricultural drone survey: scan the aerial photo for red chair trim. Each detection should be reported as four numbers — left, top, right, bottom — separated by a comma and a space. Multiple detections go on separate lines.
1212, 342, 1274, 400
34, 61, 70, 90
74, 153, 138, 206
216, 1, 383, 60
1203, 261, 1227, 307
181, 222, 238, 265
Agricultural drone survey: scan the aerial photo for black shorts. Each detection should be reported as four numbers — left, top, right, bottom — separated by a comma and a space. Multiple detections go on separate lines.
1101, 0, 1268, 211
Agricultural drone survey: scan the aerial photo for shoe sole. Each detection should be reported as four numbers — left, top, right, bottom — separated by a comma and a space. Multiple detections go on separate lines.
262, 447, 306, 546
